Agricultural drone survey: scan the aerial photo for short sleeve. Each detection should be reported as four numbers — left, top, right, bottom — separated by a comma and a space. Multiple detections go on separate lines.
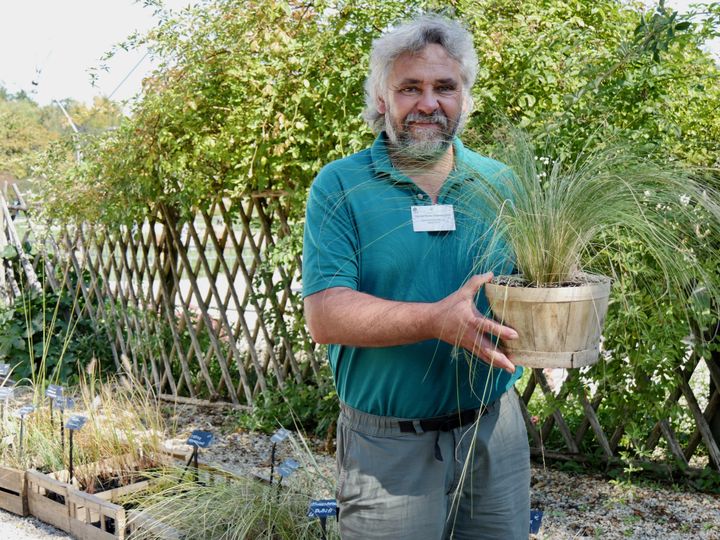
302, 167, 360, 297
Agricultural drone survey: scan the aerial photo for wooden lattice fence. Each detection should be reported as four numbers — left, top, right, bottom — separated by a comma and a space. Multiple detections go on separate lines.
1, 182, 719, 477
0, 184, 319, 406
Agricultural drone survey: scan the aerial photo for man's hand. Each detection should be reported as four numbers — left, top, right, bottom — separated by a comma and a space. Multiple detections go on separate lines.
431, 272, 518, 373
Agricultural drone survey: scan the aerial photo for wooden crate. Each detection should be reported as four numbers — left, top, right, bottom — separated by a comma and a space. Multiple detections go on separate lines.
27, 452, 237, 539
0, 465, 28, 516
127, 509, 183, 540
26, 469, 71, 532
68, 489, 127, 540
27, 467, 155, 540
25, 452, 166, 539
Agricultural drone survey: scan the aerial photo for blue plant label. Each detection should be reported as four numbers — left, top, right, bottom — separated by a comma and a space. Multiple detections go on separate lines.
66, 415, 88, 431
529, 510, 543, 534
307, 500, 338, 518
187, 430, 214, 448
54, 397, 74, 411
270, 428, 291, 444
0, 364, 9, 377
0, 387, 14, 400
46, 384, 63, 399
277, 458, 300, 478
17, 405, 35, 417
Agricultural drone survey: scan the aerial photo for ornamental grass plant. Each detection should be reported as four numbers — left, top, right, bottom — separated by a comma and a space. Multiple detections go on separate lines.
455, 127, 720, 369
127, 473, 338, 540
0, 370, 167, 491
127, 432, 338, 540
468, 127, 720, 304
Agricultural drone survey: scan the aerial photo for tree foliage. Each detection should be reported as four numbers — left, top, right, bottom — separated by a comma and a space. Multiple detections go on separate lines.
0, 90, 121, 180
39, 0, 720, 222
35, 0, 720, 460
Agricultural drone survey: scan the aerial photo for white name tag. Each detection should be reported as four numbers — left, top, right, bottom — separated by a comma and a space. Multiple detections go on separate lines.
411, 204, 456, 232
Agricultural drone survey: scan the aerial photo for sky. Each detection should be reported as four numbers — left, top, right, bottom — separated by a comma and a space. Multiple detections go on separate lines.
0, 0, 717, 109
0, 0, 191, 106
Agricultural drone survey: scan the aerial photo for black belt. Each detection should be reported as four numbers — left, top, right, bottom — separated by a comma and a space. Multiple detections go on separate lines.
398, 407, 483, 433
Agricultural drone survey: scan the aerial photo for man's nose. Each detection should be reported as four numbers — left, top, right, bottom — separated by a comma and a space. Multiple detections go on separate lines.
416, 89, 439, 114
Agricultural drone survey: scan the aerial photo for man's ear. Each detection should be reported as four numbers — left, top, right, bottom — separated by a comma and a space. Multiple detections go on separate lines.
462, 93, 471, 115
377, 95, 387, 115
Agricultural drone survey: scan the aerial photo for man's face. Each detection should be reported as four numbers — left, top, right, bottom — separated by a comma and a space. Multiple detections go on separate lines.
378, 43, 467, 161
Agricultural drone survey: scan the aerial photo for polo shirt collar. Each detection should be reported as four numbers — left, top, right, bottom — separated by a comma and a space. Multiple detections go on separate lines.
370, 132, 471, 187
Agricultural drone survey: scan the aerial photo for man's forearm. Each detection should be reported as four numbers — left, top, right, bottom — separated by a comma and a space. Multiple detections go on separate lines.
304, 287, 437, 347
303, 275, 519, 373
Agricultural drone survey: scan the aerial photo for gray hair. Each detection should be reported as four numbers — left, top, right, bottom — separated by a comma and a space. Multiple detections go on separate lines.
362, 14, 478, 133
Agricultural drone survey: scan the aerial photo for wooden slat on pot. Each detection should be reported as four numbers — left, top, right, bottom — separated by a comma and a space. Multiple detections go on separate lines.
565, 299, 595, 351
532, 301, 571, 352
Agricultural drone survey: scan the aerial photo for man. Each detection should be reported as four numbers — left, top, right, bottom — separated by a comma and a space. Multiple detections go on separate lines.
302, 14, 530, 540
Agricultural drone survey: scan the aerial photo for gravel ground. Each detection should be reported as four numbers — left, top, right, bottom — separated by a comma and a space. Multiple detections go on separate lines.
3, 402, 719, 539
0, 510, 73, 539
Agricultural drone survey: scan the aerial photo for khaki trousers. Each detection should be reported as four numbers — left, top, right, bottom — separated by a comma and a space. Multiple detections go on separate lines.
336, 390, 530, 540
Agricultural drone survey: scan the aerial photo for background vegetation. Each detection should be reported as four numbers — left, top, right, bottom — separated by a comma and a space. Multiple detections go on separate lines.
0, 90, 121, 182
12, 0, 720, 473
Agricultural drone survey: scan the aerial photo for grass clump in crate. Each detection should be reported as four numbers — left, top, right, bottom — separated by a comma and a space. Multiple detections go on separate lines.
1, 371, 168, 490
127, 434, 339, 539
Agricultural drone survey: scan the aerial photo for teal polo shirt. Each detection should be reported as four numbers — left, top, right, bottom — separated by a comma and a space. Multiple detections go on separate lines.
302, 133, 522, 419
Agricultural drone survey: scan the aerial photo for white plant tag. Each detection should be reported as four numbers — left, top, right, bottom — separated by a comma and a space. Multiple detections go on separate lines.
411, 204, 456, 232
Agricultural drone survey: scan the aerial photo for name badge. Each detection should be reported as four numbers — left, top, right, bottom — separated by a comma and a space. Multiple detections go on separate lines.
411, 204, 456, 232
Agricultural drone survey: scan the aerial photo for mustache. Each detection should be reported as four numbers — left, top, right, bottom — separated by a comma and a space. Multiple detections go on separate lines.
404, 111, 449, 128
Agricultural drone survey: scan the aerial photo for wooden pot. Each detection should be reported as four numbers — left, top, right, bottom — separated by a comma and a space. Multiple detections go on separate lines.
484, 274, 611, 369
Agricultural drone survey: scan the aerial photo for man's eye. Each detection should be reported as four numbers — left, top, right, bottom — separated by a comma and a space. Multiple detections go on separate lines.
399, 87, 420, 94
437, 86, 457, 94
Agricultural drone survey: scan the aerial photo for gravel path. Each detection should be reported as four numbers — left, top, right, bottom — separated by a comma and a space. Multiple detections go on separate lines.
0, 510, 72, 539
3, 402, 719, 539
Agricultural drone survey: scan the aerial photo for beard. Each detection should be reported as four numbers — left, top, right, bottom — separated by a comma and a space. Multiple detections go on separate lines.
385, 109, 465, 162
